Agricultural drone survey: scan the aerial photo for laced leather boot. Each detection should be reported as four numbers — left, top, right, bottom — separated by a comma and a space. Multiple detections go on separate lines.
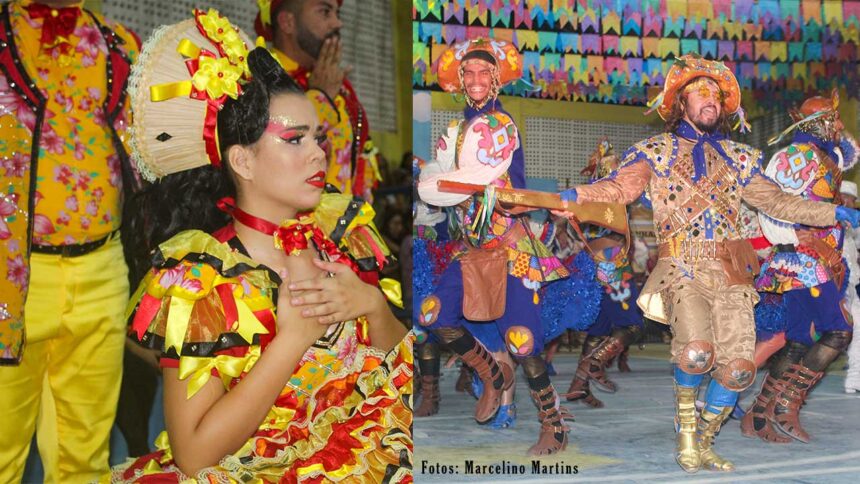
739, 374, 791, 443
565, 336, 604, 407
460, 341, 513, 423
415, 374, 440, 417
583, 336, 625, 392
772, 362, 823, 443
527, 385, 571, 456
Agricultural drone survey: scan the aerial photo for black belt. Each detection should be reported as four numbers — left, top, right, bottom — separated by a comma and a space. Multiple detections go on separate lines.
31, 230, 118, 257
774, 243, 797, 253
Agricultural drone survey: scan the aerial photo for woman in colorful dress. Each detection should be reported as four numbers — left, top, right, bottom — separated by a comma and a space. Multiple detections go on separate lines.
110, 11, 411, 483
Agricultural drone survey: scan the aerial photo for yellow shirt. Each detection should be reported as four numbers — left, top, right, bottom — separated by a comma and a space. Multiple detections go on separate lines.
10, 1, 135, 245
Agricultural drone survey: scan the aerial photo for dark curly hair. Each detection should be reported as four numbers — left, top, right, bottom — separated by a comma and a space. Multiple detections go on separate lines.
663, 77, 732, 136
125, 47, 304, 282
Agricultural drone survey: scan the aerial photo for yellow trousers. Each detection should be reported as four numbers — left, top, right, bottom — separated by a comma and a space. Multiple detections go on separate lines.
0, 237, 128, 483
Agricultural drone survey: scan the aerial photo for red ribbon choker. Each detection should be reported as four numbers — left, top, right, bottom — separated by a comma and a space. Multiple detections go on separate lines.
216, 197, 358, 274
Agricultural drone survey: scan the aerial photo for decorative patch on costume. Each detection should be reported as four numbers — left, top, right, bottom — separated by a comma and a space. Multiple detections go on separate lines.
472, 113, 517, 167
720, 140, 761, 185
414, 328, 428, 344
418, 296, 441, 327
678, 340, 715, 374
713, 358, 756, 391
520, 277, 541, 294
510, 252, 530, 278
757, 249, 829, 292
623, 133, 675, 176
772, 144, 818, 192
810, 174, 837, 200
607, 281, 632, 308
505, 326, 534, 356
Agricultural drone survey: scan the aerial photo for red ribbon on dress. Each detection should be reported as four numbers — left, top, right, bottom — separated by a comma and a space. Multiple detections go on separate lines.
216, 197, 281, 235
216, 196, 359, 274
25, 3, 80, 51
182, 50, 240, 168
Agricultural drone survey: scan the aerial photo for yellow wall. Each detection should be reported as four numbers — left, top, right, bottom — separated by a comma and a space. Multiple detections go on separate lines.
371, 0, 412, 167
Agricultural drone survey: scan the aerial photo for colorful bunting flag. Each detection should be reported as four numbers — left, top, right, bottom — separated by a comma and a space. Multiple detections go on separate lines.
413, 1, 860, 106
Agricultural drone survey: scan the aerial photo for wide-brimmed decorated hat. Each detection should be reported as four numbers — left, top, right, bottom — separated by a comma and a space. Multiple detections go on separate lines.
581, 137, 620, 183
648, 55, 741, 121
769, 89, 842, 145
793, 88, 839, 121
129, 9, 253, 181
435, 37, 522, 94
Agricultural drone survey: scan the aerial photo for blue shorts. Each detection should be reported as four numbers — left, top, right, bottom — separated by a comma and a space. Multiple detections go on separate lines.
784, 280, 852, 346
588, 283, 644, 337
417, 260, 544, 356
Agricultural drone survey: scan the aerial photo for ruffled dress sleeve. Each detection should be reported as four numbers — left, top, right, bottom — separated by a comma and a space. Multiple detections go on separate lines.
127, 229, 278, 398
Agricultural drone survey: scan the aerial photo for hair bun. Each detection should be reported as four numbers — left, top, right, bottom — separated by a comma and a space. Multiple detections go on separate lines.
247, 47, 300, 92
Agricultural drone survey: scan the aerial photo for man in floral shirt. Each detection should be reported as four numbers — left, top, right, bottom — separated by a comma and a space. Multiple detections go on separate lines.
0, 1, 139, 481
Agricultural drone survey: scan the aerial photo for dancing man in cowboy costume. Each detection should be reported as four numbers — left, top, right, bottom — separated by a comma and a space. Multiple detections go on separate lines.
566, 139, 644, 409
744, 90, 859, 444
559, 55, 860, 472
417, 38, 571, 456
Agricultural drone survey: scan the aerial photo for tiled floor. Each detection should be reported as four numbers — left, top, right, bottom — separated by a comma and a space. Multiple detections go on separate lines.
414, 344, 860, 483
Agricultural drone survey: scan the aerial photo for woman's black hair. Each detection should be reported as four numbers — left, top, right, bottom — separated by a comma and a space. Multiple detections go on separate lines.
125, 47, 304, 282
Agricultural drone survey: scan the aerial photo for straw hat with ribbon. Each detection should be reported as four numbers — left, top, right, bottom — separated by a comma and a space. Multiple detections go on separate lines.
644, 55, 749, 133
128, 9, 253, 181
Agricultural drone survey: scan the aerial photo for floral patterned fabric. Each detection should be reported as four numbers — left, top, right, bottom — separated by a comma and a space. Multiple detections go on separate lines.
11, 0, 135, 245
0, 0, 137, 364
112, 222, 412, 483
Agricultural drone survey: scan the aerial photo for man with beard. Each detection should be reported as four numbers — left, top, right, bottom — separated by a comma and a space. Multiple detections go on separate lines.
255, 0, 381, 201
417, 38, 571, 455
559, 55, 860, 473
744, 90, 859, 443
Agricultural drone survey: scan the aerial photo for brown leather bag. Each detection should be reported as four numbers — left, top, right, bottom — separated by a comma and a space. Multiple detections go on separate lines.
720, 239, 761, 286
461, 245, 509, 321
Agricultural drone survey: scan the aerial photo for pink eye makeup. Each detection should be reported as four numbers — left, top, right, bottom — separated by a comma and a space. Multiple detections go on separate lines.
265, 117, 310, 144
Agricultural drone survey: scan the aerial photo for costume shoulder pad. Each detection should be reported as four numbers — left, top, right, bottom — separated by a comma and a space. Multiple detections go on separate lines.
314, 193, 392, 272
763, 142, 820, 194
128, 230, 276, 368
718, 140, 763, 186
464, 110, 519, 169
620, 133, 675, 176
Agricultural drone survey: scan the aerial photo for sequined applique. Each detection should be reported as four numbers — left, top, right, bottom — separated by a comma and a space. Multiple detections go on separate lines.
620, 133, 677, 176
